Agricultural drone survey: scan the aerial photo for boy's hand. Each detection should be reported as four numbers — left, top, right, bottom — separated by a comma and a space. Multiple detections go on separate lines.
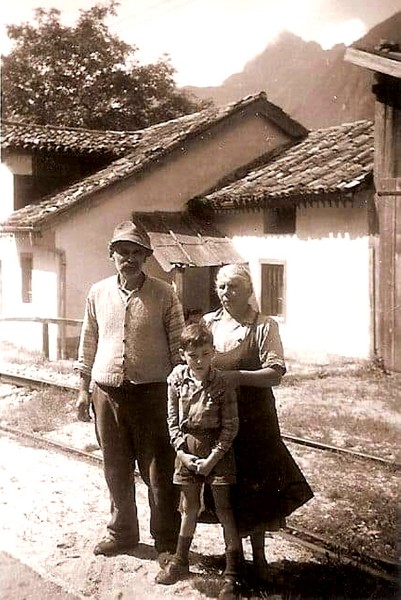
196, 456, 217, 477
177, 450, 198, 471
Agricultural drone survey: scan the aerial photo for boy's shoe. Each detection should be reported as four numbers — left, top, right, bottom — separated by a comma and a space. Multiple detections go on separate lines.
157, 550, 175, 568
93, 535, 139, 556
155, 559, 189, 585
218, 576, 240, 600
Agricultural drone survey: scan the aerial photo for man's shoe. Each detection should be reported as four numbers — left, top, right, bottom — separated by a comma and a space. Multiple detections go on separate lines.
218, 576, 240, 600
155, 559, 189, 585
93, 535, 139, 556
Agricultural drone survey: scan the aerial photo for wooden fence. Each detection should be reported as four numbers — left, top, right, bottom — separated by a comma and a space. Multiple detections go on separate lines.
0, 317, 83, 360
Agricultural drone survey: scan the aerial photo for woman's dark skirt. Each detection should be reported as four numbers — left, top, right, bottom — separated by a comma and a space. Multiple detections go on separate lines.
201, 385, 313, 536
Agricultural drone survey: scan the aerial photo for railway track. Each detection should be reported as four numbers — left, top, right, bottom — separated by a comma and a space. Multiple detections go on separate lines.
0, 373, 400, 584
1, 370, 400, 470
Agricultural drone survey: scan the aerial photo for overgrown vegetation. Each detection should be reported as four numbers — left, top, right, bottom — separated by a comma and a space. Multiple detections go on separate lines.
276, 367, 401, 461
2, 388, 76, 433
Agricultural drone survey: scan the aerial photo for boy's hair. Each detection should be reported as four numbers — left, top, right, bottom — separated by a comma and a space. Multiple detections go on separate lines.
180, 323, 213, 351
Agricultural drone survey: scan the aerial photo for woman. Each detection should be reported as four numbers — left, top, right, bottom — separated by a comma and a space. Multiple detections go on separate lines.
203, 264, 313, 580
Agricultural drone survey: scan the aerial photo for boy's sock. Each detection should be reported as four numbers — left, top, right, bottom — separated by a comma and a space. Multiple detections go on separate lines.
224, 548, 243, 579
174, 535, 192, 565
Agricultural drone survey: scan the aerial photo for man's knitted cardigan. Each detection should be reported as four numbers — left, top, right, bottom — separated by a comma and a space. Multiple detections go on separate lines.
76, 275, 184, 386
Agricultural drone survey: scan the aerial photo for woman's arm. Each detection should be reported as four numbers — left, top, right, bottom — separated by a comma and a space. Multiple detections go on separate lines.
223, 366, 283, 388
238, 366, 283, 387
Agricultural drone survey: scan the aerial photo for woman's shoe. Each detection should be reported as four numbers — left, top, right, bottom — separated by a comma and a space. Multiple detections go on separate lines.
218, 576, 240, 600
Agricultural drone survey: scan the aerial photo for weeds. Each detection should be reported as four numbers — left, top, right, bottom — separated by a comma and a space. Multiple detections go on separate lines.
0, 341, 74, 375
4, 388, 76, 433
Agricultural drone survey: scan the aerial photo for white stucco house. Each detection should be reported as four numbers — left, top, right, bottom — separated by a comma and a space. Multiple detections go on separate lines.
0, 92, 377, 363
0, 93, 307, 357
194, 120, 376, 361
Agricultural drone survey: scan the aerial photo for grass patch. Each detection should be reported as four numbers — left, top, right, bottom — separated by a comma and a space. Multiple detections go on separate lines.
2, 388, 76, 434
287, 446, 400, 563
276, 370, 401, 461
0, 341, 74, 375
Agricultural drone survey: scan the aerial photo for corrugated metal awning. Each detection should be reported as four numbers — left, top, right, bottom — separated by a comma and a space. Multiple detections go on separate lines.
135, 212, 245, 272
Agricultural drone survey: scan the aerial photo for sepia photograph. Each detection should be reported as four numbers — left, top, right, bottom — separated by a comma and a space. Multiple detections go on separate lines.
0, 0, 400, 598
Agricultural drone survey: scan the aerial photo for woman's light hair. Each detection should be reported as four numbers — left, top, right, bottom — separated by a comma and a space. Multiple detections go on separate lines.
215, 264, 253, 294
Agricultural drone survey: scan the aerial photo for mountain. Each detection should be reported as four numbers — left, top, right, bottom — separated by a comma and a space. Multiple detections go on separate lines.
352, 10, 401, 49
184, 12, 401, 130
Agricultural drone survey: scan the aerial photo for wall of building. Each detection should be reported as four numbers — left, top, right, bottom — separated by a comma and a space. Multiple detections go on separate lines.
52, 112, 290, 321
213, 194, 375, 361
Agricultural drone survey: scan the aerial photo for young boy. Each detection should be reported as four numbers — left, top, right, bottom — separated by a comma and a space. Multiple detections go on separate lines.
156, 323, 242, 599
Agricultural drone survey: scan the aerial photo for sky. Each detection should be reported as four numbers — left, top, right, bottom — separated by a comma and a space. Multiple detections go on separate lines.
1, 0, 400, 87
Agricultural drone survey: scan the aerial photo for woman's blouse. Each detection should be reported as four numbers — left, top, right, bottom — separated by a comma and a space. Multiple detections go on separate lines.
203, 307, 286, 375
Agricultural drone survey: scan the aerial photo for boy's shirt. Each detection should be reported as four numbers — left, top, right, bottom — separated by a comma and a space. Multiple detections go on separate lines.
167, 364, 239, 460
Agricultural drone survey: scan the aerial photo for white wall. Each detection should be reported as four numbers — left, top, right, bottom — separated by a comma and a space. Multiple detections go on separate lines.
214, 198, 374, 361
0, 234, 61, 357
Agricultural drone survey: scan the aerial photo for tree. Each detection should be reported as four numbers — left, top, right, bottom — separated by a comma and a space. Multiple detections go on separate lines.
1, 1, 210, 130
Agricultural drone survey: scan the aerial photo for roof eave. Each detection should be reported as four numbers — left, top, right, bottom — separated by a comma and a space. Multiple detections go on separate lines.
345, 47, 401, 78
0, 225, 41, 236
202, 183, 372, 213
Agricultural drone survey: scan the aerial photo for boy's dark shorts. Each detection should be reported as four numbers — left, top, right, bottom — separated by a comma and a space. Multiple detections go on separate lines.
173, 430, 236, 485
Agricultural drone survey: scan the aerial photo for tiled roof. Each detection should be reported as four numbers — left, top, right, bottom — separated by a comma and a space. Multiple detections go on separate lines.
199, 120, 374, 211
135, 212, 245, 271
1, 121, 141, 156
1, 92, 307, 232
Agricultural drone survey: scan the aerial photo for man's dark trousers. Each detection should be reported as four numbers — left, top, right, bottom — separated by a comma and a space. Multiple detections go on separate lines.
92, 381, 180, 551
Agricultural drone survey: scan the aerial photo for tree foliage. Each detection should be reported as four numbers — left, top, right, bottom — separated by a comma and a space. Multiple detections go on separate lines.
1, 2, 210, 130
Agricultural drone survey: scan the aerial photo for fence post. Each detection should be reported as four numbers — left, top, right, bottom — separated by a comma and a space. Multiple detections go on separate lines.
42, 322, 49, 359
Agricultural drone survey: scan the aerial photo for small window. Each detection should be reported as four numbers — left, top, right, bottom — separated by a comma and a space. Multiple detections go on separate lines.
14, 175, 34, 210
261, 263, 285, 317
20, 254, 33, 303
263, 207, 296, 234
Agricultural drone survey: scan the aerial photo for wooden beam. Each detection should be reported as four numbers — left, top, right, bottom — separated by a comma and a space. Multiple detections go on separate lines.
345, 47, 401, 79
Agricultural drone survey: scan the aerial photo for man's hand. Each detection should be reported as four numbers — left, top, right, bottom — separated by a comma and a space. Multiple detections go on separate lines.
75, 390, 91, 422
177, 450, 198, 471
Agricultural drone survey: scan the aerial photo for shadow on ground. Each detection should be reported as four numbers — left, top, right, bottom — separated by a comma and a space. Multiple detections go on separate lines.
189, 554, 399, 599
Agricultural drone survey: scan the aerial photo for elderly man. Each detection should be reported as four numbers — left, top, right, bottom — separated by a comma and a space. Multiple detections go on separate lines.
75, 220, 184, 556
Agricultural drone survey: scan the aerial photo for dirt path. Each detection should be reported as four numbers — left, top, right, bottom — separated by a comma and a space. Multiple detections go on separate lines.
0, 431, 321, 600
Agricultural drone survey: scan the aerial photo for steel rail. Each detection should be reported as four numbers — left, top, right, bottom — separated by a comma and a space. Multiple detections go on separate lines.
0, 371, 78, 391
281, 432, 401, 470
0, 423, 102, 466
280, 527, 399, 585
0, 422, 399, 586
